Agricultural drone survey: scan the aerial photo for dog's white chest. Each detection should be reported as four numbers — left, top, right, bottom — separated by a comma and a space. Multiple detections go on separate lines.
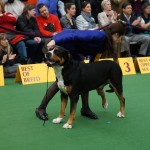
53, 66, 68, 94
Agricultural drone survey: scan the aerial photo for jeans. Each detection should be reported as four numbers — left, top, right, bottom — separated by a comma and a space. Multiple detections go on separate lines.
25, 39, 45, 63
12, 41, 28, 60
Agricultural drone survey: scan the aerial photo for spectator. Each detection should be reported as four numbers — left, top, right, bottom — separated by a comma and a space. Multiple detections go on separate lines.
0, 33, 20, 78
2, 0, 25, 19
76, 1, 98, 30
36, 3, 62, 36
16, 4, 45, 63
98, 0, 118, 27
119, 2, 150, 56
60, 2, 77, 29
140, 2, 150, 56
0, 1, 28, 63
36, 0, 66, 17
36, 3, 62, 54
140, 2, 150, 35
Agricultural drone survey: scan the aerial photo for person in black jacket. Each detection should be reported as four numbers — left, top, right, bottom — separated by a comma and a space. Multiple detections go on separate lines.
16, 4, 45, 63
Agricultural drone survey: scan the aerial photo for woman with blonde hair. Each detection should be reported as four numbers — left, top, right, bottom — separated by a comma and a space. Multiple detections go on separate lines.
0, 33, 20, 78
98, 0, 118, 27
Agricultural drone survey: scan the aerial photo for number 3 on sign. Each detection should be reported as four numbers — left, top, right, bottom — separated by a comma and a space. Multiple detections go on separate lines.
118, 57, 136, 75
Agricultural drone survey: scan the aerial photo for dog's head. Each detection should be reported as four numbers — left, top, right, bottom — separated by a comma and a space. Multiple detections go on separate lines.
45, 46, 71, 66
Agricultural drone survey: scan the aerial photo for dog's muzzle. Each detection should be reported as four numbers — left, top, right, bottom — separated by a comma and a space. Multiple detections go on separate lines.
45, 51, 52, 62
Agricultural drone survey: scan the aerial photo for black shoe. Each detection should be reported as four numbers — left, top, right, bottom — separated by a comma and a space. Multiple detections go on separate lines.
35, 108, 49, 121
81, 108, 98, 119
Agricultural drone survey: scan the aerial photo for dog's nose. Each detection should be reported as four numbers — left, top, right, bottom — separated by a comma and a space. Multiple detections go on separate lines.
45, 52, 52, 61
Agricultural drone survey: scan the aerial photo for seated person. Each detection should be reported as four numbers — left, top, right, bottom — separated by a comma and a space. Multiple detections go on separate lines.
60, 2, 77, 29
36, 3, 62, 36
2, 0, 25, 19
140, 2, 150, 35
140, 2, 150, 56
36, 3, 62, 54
98, 0, 118, 27
76, 1, 98, 30
119, 2, 150, 56
0, 1, 28, 64
16, 4, 45, 63
0, 33, 20, 78
36, 0, 66, 17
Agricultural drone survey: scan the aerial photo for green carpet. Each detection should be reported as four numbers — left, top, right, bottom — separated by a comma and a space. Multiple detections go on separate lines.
0, 74, 150, 150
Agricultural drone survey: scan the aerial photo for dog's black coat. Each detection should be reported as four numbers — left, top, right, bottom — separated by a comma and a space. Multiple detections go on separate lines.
62, 59, 123, 99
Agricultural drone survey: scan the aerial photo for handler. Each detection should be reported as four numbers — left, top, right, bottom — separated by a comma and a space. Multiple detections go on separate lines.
35, 22, 125, 121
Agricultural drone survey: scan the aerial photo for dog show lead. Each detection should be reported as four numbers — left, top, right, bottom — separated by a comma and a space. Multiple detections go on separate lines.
35, 22, 125, 122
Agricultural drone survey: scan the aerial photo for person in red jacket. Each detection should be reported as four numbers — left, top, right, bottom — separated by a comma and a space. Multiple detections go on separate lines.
36, 3, 62, 37
0, 1, 28, 63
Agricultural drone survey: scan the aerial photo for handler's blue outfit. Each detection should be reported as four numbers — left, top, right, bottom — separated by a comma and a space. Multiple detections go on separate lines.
53, 29, 107, 61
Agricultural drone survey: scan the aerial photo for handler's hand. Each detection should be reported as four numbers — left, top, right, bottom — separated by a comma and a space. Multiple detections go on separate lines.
47, 40, 56, 50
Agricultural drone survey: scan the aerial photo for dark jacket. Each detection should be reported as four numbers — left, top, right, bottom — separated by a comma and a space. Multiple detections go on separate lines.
119, 13, 144, 35
16, 15, 40, 39
60, 15, 77, 29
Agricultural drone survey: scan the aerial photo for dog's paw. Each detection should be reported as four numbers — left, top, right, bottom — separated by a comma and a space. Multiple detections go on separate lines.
103, 101, 108, 109
117, 112, 125, 118
52, 117, 63, 124
63, 123, 72, 129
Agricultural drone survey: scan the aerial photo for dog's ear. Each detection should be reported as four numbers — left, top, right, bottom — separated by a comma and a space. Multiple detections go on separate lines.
55, 46, 71, 61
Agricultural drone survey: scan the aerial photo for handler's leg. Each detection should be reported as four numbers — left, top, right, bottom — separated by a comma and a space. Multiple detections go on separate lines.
35, 81, 59, 121
80, 92, 98, 119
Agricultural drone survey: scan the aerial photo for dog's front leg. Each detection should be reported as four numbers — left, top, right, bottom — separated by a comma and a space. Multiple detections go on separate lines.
53, 92, 68, 124
63, 94, 79, 129
97, 88, 108, 109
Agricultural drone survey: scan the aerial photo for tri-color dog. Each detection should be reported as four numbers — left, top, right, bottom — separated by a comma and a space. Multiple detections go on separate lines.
46, 46, 125, 129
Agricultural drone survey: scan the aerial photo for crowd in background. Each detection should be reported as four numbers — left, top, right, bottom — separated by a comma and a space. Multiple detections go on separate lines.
0, 0, 150, 77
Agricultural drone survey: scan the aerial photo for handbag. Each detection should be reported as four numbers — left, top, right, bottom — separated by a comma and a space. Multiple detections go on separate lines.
45, 23, 56, 33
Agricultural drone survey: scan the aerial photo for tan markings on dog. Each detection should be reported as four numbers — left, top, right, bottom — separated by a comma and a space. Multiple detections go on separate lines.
67, 103, 77, 125
97, 88, 107, 108
58, 93, 68, 118
109, 82, 125, 116
52, 53, 65, 65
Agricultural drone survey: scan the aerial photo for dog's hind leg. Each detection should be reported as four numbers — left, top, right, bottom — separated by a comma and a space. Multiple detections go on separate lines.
97, 88, 108, 109
109, 82, 125, 118
52, 92, 68, 124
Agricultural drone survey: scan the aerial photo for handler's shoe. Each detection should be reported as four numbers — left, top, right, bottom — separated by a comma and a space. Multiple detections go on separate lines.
81, 108, 98, 119
35, 108, 49, 121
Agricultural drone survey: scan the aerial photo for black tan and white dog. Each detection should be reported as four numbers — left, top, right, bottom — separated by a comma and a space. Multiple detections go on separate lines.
46, 46, 125, 129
